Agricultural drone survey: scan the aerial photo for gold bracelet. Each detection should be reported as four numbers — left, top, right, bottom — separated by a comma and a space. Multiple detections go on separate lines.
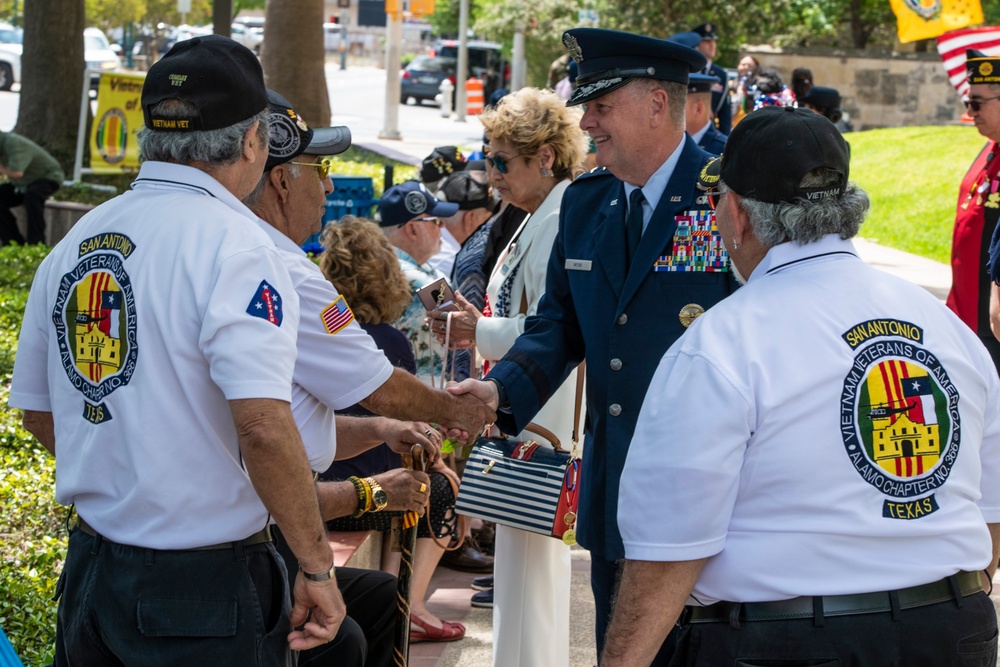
348, 476, 367, 518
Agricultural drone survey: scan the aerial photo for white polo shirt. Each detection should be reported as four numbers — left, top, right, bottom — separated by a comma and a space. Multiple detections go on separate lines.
255, 219, 393, 470
10, 161, 300, 549
621, 235, 1000, 604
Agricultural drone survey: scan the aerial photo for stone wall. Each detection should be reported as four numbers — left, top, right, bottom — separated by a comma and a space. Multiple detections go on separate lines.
741, 48, 965, 131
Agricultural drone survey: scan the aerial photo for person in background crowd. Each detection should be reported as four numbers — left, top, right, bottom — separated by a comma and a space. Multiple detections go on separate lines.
448, 28, 738, 665
799, 85, 853, 133
429, 87, 588, 666
790, 66, 813, 102
603, 105, 1000, 667
731, 54, 760, 126
751, 67, 796, 109
10, 35, 345, 664
691, 22, 732, 134
0, 130, 64, 245
686, 72, 728, 155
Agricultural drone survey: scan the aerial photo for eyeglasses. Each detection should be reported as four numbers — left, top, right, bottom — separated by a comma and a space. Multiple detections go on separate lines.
290, 157, 334, 179
484, 152, 526, 174
413, 216, 442, 227
964, 95, 1000, 112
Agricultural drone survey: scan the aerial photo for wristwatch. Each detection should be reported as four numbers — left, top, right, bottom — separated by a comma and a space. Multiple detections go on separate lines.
365, 476, 388, 512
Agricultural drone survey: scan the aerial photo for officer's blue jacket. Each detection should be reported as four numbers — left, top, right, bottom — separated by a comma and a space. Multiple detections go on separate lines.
490, 136, 739, 560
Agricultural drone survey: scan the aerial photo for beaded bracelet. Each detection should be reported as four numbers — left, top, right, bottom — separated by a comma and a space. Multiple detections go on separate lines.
348, 476, 369, 518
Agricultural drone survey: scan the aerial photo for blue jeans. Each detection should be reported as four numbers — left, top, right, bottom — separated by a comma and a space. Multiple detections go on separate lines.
54, 527, 293, 666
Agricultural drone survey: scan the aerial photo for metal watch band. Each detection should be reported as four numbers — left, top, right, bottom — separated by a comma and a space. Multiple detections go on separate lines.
301, 563, 336, 582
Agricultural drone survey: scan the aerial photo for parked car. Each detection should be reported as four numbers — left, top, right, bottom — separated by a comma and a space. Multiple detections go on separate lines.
85, 27, 120, 89
230, 22, 262, 54
401, 55, 456, 106
0, 22, 22, 91
432, 39, 509, 102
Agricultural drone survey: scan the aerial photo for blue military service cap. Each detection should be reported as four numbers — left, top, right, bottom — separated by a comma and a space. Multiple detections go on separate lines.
562, 28, 707, 107
667, 31, 702, 51
687, 72, 717, 95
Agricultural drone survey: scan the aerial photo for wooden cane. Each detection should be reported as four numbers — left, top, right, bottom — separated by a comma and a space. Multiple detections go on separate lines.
393, 444, 427, 667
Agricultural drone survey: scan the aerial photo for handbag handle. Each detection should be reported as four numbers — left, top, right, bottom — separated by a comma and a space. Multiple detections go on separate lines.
523, 361, 585, 454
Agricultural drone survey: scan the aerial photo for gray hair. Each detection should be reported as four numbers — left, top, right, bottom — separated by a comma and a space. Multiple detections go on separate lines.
721, 168, 870, 247
630, 79, 687, 130
137, 100, 268, 165
244, 162, 301, 210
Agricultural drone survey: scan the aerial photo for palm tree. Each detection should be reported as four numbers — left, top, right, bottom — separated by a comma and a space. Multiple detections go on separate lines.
261, 0, 330, 127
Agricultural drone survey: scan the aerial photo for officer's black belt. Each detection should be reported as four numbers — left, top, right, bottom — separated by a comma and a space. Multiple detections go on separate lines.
76, 516, 273, 551
683, 570, 982, 624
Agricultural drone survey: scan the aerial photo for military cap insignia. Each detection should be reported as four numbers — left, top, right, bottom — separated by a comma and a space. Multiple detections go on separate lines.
405, 191, 427, 215
678, 303, 705, 327
563, 33, 583, 62
981, 61, 994, 77
705, 23, 713, 32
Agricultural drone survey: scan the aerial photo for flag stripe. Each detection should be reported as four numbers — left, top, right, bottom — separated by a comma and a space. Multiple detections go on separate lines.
936, 27, 1000, 97
321, 296, 354, 334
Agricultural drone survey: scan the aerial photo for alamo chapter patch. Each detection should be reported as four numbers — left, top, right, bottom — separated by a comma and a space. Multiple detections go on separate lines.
53, 236, 139, 423
247, 280, 283, 326
320, 295, 354, 334
840, 325, 959, 521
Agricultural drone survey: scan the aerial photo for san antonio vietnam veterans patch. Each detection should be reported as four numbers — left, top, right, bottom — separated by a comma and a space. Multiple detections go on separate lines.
53, 233, 139, 424
840, 319, 959, 521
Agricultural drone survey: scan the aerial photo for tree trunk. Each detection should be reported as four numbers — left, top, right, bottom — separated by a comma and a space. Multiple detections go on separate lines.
16, 0, 85, 171
261, 0, 330, 127
849, 0, 866, 49
214, 0, 232, 37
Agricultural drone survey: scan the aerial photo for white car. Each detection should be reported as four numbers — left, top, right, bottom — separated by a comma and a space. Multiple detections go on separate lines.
230, 23, 262, 54
85, 27, 121, 89
0, 22, 23, 91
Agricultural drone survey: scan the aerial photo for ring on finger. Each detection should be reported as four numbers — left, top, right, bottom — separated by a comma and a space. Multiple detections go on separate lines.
424, 429, 434, 438
419, 482, 428, 494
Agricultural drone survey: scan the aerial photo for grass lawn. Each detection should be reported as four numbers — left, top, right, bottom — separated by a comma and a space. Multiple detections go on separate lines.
849, 124, 988, 265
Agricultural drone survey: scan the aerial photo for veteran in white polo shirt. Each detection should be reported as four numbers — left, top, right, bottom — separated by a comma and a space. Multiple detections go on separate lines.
603, 106, 1000, 666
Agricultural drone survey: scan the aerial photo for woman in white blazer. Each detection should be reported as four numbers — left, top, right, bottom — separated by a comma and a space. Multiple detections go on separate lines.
430, 87, 588, 667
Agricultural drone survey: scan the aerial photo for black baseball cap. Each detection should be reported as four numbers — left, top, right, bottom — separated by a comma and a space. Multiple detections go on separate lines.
264, 89, 351, 172
420, 146, 468, 183
562, 28, 706, 106
436, 170, 492, 210
799, 86, 842, 111
378, 181, 459, 227
143, 35, 267, 132
699, 106, 849, 204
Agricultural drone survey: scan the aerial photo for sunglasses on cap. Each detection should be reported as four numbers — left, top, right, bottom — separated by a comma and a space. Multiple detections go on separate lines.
290, 157, 335, 179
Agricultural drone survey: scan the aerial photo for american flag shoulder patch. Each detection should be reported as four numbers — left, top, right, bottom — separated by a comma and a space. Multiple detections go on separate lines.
321, 295, 354, 334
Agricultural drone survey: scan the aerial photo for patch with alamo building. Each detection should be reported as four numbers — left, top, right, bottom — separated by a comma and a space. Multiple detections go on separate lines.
839, 327, 960, 520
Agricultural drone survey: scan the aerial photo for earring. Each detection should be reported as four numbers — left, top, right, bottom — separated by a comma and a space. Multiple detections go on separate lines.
731, 238, 741, 251
540, 168, 553, 177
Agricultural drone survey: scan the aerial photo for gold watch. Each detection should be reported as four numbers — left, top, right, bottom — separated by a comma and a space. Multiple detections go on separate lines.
365, 476, 388, 512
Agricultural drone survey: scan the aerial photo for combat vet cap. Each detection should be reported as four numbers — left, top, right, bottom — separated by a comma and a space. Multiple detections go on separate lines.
692, 23, 718, 40
687, 72, 717, 95
699, 106, 849, 205
967, 49, 1000, 86
421, 146, 467, 183
436, 170, 492, 210
264, 89, 351, 172
378, 181, 459, 227
799, 86, 842, 111
143, 34, 267, 132
562, 28, 707, 106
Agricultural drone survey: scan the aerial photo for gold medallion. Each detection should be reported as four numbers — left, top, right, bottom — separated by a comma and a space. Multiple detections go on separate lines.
679, 303, 705, 328
564, 511, 577, 527
562, 529, 577, 546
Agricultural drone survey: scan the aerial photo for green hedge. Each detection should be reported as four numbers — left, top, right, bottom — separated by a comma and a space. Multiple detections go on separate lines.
0, 244, 61, 666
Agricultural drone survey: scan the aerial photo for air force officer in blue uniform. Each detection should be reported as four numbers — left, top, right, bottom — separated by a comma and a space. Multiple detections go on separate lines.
450, 28, 739, 664
687, 72, 728, 156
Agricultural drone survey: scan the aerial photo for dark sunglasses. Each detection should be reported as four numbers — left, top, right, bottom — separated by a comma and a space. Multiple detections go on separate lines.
484, 152, 526, 174
964, 95, 1000, 112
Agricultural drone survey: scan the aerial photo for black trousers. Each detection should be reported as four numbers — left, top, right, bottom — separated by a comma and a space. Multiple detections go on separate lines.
671, 590, 998, 667
55, 527, 293, 666
274, 527, 398, 667
592, 552, 678, 665
0, 179, 60, 245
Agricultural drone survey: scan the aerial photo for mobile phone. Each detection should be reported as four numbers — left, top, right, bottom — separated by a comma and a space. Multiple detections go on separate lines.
417, 277, 458, 312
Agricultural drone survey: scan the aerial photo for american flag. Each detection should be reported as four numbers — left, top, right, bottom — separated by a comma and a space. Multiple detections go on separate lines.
321, 295, 354, 334
937, 27, 1000, 97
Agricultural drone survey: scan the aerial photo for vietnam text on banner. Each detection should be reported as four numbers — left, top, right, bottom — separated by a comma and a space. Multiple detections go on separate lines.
890, 0, 984, 44
937, 26, 1000, 96
88, 71, 145, 174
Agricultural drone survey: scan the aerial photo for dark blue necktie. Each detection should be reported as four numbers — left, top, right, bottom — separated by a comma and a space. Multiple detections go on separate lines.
626, 188, 645, 267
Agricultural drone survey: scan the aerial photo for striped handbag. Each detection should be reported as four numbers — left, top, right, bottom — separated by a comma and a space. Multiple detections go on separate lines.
455, 367, 584, 544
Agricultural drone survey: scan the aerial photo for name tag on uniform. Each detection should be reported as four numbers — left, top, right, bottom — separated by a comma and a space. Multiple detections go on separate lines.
566, 259, 592, 271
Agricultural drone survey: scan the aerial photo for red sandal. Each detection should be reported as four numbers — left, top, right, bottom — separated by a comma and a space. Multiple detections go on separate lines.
409, 613, 466, 642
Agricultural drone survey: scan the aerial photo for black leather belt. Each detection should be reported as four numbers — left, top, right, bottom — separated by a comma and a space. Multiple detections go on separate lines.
76, 517, 273, 551
684, 571, 983, 624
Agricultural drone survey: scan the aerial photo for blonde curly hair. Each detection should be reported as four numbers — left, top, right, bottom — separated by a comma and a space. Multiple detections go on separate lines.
480, 87, 588, 181
318, 216, 412, 325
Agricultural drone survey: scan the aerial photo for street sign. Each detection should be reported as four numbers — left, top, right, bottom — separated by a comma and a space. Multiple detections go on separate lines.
578, 9, 598, 25
177, 0, 192, 13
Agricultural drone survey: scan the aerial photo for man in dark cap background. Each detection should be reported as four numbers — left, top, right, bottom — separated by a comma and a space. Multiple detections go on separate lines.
10, 35, 345, 664
949, 49, 1000, 377
448, 27, 738, 664
603, 105, 1000, 667
799, 85, 853, 133
686, 72, 728, 155
692, 22, 732, 134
